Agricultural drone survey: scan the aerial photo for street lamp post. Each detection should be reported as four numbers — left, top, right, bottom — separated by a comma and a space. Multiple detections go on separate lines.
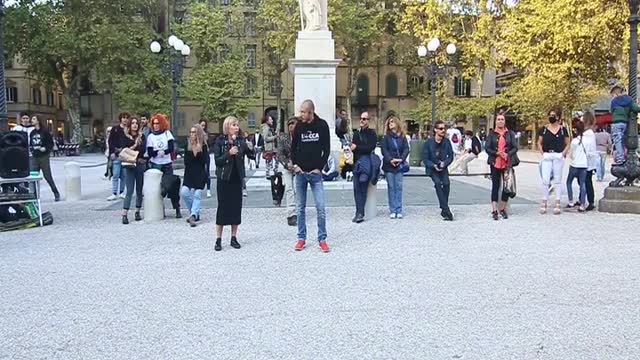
609, 0, 640, 187
150, 36, 191, 135
417, 38, 457, 128
0, 0, 7, 132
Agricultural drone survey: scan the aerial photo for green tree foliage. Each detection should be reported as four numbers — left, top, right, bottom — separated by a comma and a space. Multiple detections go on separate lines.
330, 0, 386, 123
499, 0, 627, 131
5, 0, 161, 143
256, 0, 299, 132
179, 2, 255, 132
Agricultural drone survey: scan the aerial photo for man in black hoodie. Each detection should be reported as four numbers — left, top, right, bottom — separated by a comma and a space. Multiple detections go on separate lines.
291, 99, 331, 253
350, 111, 377, 223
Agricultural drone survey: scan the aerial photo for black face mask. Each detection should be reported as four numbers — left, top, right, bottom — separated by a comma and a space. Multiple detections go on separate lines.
549, 116, 558, 124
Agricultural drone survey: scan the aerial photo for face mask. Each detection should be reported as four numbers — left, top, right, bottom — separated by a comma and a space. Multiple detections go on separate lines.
549, 116, 557, 124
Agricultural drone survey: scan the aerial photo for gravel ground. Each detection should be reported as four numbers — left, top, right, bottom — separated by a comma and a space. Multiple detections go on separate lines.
1, 202, 639, 359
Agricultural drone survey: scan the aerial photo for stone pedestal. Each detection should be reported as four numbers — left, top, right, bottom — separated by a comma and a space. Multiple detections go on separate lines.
64, 162, 81, 201
143, 169, 164, 222
364, 183, 377, 220
290, 31, 342, 153
598, 186, 640, 214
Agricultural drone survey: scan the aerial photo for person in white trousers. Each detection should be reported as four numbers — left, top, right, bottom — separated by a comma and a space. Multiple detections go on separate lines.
537, 108, 570, 215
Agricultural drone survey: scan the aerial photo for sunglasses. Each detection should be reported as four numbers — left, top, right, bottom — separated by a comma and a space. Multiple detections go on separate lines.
361, 117, 369, 120
435, 127, 445, 130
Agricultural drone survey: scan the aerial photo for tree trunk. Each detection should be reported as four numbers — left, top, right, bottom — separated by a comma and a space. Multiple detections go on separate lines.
66, 93, 83, 145
276, 92, 282, 134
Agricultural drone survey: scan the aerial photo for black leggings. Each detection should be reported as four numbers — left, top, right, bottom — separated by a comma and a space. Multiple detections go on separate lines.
490, 166, 510, 203
586, 170, 595, 205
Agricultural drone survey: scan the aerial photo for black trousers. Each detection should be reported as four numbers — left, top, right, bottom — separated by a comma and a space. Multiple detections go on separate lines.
586, 170, 595, 206
430, 171, 450, 212
490, 166, 510, 203
31, 155, 59, 196
353, 177, 368, 216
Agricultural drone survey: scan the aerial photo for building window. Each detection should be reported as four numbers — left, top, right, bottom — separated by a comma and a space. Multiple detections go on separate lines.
268, 77, 281, 96
224, 13, 232, 34
387, 47, 395, 65
58, 93, 64, 110
245, 75, 257, 95
245, 45, 256, 68
47, 91, 55, 106
176, 112, 186, 129
454, 77, 471, 97
218, 44, 229, 62
244, 13, 256, 36
247, 113, 256, 128
6, 87, 17, 103
409, 75, 425, 95
386, 73, 398, 97
221, 0, 231, 5
356, 47, 367, 63
32, 88, 42, 105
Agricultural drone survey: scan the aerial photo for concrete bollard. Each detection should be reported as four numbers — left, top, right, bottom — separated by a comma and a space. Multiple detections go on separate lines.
364, 183, 377, 220
143, 169, 164, 223
64, 162, 82, 201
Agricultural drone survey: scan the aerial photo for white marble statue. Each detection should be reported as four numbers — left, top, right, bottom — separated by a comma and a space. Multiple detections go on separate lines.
299, 0, 327, 31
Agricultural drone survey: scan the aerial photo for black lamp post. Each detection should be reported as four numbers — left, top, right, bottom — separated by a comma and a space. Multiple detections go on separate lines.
0, 0, 7, 132
150, 36, 191, 136
610, 0, 640, 186
417, 38, 457, 129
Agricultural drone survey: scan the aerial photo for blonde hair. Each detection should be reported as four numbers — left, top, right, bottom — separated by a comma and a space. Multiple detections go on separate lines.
385, 115, 406, 137
188, 124, 206, 154
222, 116, 239, 135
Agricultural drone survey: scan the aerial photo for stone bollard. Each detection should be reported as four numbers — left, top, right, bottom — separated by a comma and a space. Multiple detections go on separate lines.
364, 183, 377, 220
143, 169, 164, 222
64, 162, 82, 201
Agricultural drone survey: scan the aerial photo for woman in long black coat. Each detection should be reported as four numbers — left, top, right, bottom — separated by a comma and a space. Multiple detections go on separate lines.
212, 116, 254, 251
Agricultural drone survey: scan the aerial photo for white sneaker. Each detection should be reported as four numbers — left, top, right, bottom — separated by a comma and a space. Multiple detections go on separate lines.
119, 192, 126, 199
396, 214, 403, 219
207, 190, 212, 198
107, 194, 118, 201
389, 213, 396, 219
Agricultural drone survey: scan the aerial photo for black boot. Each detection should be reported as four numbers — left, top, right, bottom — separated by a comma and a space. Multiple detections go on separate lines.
54, 192, 61, 202
134, 211, 142, 221
230, 236, 241, 249
215, 238, 222, 251
175, 208, 182, 219
122, 215, 129, 225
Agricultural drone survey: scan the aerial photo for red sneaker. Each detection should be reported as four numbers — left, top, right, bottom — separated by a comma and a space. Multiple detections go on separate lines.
294, 240, 306, 251
319, 241, 330, 253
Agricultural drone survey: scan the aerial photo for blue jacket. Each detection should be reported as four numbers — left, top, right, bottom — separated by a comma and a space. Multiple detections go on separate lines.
381, 133, 409, 173
422, 137, 453, 176
353, 153, 381, 185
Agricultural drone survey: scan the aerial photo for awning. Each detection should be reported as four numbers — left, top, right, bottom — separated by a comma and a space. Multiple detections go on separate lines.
596, 113, 612, 126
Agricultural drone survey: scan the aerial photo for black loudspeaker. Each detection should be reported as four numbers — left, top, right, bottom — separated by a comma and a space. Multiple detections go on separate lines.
0, 131, 30, 179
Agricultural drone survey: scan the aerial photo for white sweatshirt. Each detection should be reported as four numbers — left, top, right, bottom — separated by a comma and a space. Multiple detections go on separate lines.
581, 129, 598, 171
569, 136, 588, 168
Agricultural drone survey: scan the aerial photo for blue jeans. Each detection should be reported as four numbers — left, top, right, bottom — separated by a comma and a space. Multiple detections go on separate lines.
596, 152, 607, 181
566, 166, 587, 204
612, 122, 627, 164
111, 160, 126, 195
180, 186, 202, 217
385, 171, 404, 215
295, 172, 327, 242
123, 164, 144, 210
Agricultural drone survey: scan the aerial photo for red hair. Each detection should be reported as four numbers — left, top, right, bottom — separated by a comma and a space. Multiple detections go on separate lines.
151, 113, 170, 132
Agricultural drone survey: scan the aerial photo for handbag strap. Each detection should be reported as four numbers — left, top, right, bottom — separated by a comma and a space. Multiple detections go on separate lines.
391, 137, 401, 158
